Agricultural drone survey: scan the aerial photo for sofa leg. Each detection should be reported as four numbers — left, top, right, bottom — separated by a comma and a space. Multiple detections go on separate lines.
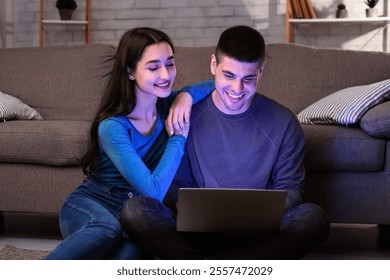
377, 225, 390, 249
0, 212, 4, 234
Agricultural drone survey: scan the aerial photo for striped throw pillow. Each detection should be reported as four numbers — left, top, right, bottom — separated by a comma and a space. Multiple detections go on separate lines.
298, 79, 390, 125
0, 91, 42, 122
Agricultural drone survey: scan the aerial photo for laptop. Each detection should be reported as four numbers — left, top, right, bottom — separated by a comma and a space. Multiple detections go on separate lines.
176, 188, 287, 234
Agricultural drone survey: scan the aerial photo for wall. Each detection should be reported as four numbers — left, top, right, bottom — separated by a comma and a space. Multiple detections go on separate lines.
4, 0, 390, 52
0, 0, 13, 48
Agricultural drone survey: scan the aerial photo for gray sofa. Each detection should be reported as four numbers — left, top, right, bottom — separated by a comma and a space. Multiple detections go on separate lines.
0, 43, 389, 226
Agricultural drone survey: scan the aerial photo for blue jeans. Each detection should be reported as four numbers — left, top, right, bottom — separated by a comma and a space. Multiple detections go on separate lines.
45, 177, 146, 260
120, 195, 330, 259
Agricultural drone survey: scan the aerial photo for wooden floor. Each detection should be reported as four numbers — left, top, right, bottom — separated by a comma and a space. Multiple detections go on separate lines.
1, 212, 390, 259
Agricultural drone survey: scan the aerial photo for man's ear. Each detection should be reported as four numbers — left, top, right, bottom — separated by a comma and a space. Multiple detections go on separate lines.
210, 54, 217, 75
257, 64, 265, 80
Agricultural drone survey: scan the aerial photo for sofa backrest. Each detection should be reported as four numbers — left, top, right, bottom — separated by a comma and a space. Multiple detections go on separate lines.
0, 44, 115, 120
260, 43, 390, 114
2, 43, 389, 120
174, 43, 390, 115
0, 44, 215, 121
173, 46, 215, 89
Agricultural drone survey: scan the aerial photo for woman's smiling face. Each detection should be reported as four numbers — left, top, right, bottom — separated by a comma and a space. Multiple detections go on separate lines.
132, 42, 176, 99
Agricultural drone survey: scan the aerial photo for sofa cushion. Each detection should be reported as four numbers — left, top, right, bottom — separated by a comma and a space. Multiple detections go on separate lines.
0, 44, 115, 121
0, 91, 42, 121
302, 124, 385, 171
0, 120, 90, 166
298, 79, 390, 125
360, 101, 390, 138
173, 46, 214, 89
259, 44, 390, 115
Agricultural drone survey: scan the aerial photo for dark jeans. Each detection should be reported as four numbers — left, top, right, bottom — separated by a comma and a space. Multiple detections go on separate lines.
45, 177, 146, 260
121, 195, 330, 259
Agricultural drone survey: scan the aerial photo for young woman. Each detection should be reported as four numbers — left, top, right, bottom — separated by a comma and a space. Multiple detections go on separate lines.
45, 27, 211, 259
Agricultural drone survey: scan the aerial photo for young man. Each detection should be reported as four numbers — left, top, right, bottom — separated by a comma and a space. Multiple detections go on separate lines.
121, 25, 330, 259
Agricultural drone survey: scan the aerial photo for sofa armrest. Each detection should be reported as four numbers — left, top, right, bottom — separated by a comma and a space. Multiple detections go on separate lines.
360, 101, 390, 138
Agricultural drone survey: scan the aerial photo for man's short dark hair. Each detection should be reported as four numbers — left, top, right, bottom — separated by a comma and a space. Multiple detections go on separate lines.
215, 25, 265, 66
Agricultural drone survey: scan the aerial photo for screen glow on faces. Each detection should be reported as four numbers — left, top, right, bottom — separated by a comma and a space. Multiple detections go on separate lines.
132, 42, 177, 100
211, 54, 263, 115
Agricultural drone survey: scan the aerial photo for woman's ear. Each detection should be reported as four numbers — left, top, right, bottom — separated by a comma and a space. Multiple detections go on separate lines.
127, 66, 135, 80
210, 54, 217, 75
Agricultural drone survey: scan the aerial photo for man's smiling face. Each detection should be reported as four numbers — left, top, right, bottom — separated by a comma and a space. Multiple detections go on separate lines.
210, 54, 264, 115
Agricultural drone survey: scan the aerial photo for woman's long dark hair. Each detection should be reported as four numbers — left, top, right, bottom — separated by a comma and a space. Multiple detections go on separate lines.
81, 27, 175, 176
